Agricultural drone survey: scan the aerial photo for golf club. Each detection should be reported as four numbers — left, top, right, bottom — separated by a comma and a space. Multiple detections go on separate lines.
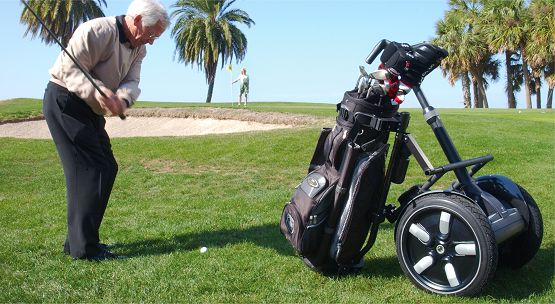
358, 65, 368, 77
20, 0, 126, 120
368, 69, 389, 80
357, 66, 370, 97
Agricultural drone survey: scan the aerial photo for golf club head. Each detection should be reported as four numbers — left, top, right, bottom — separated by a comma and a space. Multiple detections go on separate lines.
369, 69, 390, 80
365, 86, 373, 99
357, 76, 369, 94
354, 74, 363, 89
359, 65, 368, 77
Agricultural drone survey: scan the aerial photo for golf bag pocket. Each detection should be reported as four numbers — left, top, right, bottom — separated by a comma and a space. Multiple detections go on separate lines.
280, 166, 339, 257
308, 128, 332, 172
330, 144, 387, 265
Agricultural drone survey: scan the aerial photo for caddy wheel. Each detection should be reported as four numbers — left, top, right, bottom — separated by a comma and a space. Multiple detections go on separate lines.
395, 193, 497, 296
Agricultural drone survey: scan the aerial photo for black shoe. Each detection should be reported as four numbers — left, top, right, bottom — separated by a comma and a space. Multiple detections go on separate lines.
98, 243, 116, 250
63, 243, 114, 255
85, 249, 127, 261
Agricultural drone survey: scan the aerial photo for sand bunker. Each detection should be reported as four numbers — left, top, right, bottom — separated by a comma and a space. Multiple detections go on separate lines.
0, 116, 292, 139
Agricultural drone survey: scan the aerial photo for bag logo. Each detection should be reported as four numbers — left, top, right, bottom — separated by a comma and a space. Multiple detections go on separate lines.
307, 177, 319, 188
286, 213, 295, 234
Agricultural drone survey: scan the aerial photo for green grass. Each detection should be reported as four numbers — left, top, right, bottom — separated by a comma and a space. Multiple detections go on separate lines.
0, 98, 553, 302
0, 98, 43, 121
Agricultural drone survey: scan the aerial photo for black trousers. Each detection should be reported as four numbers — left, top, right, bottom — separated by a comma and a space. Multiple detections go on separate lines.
43, 82, 118, 259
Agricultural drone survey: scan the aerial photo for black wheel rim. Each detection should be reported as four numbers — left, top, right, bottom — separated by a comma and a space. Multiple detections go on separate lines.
400, 206, 481, 293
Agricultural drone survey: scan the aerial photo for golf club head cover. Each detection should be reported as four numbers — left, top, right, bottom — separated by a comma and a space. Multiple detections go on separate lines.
401, 42, 448, 87
379, 42, 412, 77
379, 41, 448, 87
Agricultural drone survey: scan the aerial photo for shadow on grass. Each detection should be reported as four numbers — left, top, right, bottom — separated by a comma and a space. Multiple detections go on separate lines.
117, 223, 294, 257
116, 224, 552, 300
481, 245, 554, 300
357, 255, 403, 278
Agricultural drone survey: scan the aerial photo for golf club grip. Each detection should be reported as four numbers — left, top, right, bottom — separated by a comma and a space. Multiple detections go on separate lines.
365, 39, 390, 64
95, 83, 127, 120
20, 0, 126, 120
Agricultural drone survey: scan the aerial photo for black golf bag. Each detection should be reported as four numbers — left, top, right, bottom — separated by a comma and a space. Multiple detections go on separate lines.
280, 89, 398, 274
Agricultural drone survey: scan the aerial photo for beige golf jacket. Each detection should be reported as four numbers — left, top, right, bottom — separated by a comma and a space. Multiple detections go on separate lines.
49, 16, 146, 115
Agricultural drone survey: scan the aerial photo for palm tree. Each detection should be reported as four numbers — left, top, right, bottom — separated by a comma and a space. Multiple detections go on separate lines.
434, 14, 473, 108
526, 0, 555, 109
477, 56, 500, 108
20, 0, 106, 48
434, 0, 496, 108
480, 0, 531, 108
171, 0, 255, 103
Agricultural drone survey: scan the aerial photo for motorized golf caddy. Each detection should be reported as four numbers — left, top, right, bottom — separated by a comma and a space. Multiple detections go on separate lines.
280, 39, 543, 296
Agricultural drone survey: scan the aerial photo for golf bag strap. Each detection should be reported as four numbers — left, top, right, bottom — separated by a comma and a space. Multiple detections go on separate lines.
355, 143, 390, 260
338, 101, 402, 134
357, 212, 385, 260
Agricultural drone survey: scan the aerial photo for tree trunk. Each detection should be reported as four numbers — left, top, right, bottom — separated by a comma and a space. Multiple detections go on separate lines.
505, 51, 516, 108
472, 78, 480, 108
205, 62, 218, 103
534, 76, 541, 109
462, 72, 472, 108
206, 75, 215, 103
521, 55, 532, 109
547, 84, 554, 109
479, 80, 489, 108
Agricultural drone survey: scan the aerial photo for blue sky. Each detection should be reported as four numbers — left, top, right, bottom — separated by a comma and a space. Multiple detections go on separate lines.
0, 0, 540, 108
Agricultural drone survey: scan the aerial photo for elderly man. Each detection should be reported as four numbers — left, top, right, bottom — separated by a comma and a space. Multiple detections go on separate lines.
43, 0, 169, 261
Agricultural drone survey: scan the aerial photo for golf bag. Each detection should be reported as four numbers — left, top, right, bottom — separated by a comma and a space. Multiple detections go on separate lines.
280, 89, 398, 274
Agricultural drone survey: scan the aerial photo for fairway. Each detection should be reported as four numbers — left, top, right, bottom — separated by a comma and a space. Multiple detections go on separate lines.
0, 100, 553, 302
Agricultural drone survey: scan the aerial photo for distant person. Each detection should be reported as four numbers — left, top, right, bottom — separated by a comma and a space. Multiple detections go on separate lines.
42, 0, 169, 261
232, 68, 249, 106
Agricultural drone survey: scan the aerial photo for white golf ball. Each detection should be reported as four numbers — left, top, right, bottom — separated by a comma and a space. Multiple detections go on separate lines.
200, 246, 208, 253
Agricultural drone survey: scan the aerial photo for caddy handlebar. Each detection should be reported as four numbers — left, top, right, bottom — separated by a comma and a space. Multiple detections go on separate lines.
365, 39, 390, 65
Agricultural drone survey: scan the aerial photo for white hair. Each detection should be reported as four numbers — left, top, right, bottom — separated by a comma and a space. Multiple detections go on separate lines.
127, 0, 169, 29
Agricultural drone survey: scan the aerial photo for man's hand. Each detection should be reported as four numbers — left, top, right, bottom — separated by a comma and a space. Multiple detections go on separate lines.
95, 87, 126, 117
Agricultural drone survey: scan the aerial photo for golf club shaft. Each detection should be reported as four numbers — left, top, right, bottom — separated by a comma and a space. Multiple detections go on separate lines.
21, 0, 126, 120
